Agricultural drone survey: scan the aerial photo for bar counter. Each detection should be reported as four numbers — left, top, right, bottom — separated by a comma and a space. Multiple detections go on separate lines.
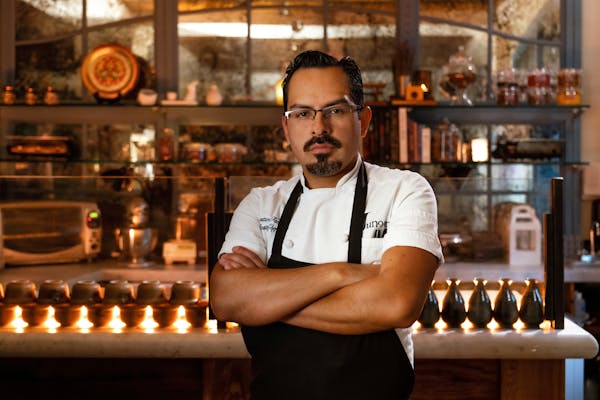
0, 262, 597, 399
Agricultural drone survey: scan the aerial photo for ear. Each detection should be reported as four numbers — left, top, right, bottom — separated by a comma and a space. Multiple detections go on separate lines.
359, 106, 372, 138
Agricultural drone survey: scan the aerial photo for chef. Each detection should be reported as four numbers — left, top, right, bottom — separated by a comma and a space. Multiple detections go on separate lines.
210, 50, 443, 400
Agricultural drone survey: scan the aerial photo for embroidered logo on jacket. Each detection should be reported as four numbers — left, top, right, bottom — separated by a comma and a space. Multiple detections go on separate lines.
260, 217, 279, 232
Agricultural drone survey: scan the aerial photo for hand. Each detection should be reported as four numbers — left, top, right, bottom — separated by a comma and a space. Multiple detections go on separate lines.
218, 246, 267, 270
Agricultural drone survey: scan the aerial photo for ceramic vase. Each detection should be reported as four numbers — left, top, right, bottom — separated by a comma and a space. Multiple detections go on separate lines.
519, 278, 544, 329
205, 84, 223, 105
493, 278, 519, 328
441, 278, 466, 328
418, 285, 440, 328
467, 278, 492, 328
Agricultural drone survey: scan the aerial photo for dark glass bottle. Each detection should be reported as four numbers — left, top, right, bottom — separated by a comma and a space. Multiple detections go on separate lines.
418, 285, 440, 328
493, 278, 519, 328
467, 278, 492, 328
441, 278, 466, 328
519, 278, 544, 329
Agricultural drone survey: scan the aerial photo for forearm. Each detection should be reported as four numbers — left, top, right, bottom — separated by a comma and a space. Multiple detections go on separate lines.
283, 275, 405, 334
210, 261, 374, 326
284, 247, 438, 334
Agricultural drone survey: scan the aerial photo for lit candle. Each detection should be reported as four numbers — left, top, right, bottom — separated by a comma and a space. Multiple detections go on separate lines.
108, 306, 126, 332
174, 305, 191, 333
44, 306, 61, 333
140, 305, 158, 332
76, 306, 93, 332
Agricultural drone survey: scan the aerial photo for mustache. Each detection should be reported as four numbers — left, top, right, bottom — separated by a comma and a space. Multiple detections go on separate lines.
303, 134, 342, 152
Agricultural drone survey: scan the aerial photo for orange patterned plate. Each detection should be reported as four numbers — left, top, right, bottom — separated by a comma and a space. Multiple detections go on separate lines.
81, 43, 140, 100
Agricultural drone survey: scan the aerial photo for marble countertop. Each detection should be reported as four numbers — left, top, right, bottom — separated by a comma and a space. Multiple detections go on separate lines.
0, 318, 596, 360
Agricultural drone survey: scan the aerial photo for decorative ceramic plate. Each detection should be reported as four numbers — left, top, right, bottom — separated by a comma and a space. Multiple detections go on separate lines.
81, 44, 139, 100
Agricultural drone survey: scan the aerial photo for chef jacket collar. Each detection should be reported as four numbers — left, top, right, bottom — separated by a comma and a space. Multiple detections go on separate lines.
299, 153, 363, 193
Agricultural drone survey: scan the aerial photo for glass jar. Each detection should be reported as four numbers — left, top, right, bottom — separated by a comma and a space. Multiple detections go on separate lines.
157, 128, 175, 161
432, 119, 463, 162
442, 46, 477, 105
495, 68, 519, 106
556, 68, 582, 105
527, 68, 551, 105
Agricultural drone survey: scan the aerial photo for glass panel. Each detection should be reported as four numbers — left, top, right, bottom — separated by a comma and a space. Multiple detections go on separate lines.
87, 0, 154, 26
15, 35, 83, 100
178, 10, 247, 102
328, 10, 395, 102
420, 0, 488, 28
87, 21, 155, 97
419, 22, 488, 103
250, 7, 323, 102
16, 0, 82, 41
493, 0, 560, 41
178, 0, 247, 12
492, 37, 559, 71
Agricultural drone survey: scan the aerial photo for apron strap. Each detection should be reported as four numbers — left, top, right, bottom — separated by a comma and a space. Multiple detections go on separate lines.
270, 180, 303, 265
347, 162, 368, 264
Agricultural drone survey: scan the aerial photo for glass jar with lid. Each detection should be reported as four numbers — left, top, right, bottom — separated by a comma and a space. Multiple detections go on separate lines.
432, 119, 463, 162
442, 46, 477, 105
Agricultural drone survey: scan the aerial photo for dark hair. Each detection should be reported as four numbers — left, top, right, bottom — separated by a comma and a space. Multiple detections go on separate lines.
281, 50, 364, 111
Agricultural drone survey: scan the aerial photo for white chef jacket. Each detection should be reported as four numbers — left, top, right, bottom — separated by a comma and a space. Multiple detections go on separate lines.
219, 155, 444, 364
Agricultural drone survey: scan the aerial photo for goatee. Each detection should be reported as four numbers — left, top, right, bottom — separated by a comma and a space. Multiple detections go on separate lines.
306, 155, 343, 176
303, 134, 343, 176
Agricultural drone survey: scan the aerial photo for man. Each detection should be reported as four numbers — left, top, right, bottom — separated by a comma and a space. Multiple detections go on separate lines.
210, 50, 443, 399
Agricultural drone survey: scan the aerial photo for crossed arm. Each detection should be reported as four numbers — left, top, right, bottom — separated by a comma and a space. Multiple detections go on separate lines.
209, 244, 438, 335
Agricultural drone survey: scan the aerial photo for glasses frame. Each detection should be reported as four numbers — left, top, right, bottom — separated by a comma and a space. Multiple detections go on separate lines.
283, 101, 364, 122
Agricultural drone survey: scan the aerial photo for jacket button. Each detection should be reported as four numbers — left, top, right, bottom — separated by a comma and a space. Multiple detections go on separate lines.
284, 239, 294, 248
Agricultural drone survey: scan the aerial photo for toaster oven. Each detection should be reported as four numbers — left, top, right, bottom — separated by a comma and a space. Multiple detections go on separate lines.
0, 201, 102, 267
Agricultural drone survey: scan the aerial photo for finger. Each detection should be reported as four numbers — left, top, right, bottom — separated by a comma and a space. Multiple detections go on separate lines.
232, 246, 267, 268
220, 252, 258, 269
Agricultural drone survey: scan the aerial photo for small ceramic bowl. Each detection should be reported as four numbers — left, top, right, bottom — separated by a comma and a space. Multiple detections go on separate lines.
137, 88, 158, 105
4, 280, 37, 305
154, 304, 178, 328
71, 281, 103, 306
121, 304, 147, 328
103, 281, 135, 305
136, 281, 167, 306
169, 281, 201, 306
54, 304, 81, 327
37, 280, 70, 305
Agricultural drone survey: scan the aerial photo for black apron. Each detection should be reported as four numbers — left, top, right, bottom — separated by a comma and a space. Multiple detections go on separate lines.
242, 163, 414, 400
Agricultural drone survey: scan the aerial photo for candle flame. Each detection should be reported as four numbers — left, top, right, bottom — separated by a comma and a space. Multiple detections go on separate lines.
44, 306, 61, 332
140, 306, 158, 332
420, 83, 429, 92
108, 306, 126, 332
76, 306, 93, 332
206, 319, 218, 334
173, 305, 191, 333
10, 306, 28, 332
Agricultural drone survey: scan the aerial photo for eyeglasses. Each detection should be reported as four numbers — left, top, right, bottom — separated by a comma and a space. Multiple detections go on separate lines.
284, 102, 363, 123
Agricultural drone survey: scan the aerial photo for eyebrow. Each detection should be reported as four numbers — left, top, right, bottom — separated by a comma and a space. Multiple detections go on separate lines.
288, 97, 349, 110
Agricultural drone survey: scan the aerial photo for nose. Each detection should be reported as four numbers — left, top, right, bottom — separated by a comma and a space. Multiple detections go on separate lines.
310, 110, 330, 135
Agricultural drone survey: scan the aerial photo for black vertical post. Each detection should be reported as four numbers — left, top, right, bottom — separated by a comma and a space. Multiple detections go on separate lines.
207, 177, 227, 327
551, 177, 564, 329
543, 213, 555, 322
544, 177, 565, 329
